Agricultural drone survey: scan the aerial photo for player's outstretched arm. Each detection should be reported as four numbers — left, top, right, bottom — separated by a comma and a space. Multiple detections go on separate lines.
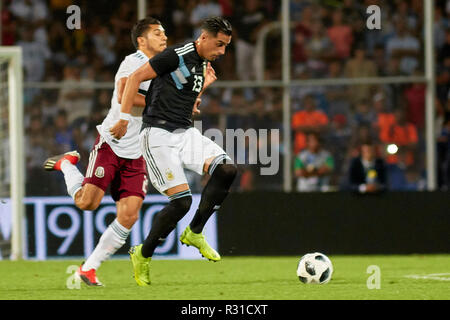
110, 63, 157, 139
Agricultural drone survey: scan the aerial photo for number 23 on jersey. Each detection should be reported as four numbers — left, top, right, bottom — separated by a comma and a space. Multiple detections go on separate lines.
192, 75, 203, 93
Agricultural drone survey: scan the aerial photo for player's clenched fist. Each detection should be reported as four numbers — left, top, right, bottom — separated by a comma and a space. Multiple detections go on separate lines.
109, 119, 129, 139
192, 97, 202, 115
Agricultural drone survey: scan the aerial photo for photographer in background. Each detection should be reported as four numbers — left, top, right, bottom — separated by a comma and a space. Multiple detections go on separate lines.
348, 141, 387, 194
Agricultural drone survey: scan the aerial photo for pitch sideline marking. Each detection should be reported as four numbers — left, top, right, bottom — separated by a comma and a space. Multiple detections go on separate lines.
404, 273, 450, 281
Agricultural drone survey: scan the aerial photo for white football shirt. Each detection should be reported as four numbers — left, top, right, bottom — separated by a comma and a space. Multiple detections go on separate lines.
97, 50, 151, 159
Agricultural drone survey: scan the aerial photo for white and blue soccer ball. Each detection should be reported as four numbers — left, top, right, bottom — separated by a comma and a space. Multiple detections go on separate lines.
296, 252, 333, 284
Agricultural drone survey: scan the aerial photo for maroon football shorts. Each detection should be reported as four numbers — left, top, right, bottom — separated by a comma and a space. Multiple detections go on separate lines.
83, 135, 148, 201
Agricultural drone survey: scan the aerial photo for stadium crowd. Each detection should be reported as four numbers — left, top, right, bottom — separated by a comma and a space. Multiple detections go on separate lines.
1, 0, 449, 195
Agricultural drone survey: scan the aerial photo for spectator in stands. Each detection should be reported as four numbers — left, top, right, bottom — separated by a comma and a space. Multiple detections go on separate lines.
249, 94, 272, 130
392, 0, 419, 32
57, 65, 94, 124
347, 124, 378, 159
233, 0, 268, 80
190, 0, 223, 39
9, 0, 49, 45
25, 115, 55, 195
172, 0, 196, 43
325, 60, 352, 118
40, 95, 59, 125
344, 46, 377, 104
199, 96, 222, 130
47, 21, 71, 66
1, 0, 17, 45
433, 5, 448, 50
92, 25, 117, 66
386, 18, 421, 75
353, 99, 377, 128
373, 45, 388, 76
15, 28, 50, 82
342, 0, 363, 23
348, 141, 387, 194
380, 108, 419, 168
304, 19, 335, 78
49, 0, 72, 21
327, 8, 354, 59
292, 95, 329, 154
110, 2, 137, 59
53, 110, 76, 154
373, 92, 396, 143
294, 133, 334, 192
144, 0, 167, 25
385, 55, 402, 77
218, 0, 233, 18
404, 80, 426, 130
386, 161, 426, 191
110, 2, 136, 38
292, 5, 314, 73
26, 115, 49, 167
290, 0, 310, 22
226, 89, 247, 129
328, 114, 352, 186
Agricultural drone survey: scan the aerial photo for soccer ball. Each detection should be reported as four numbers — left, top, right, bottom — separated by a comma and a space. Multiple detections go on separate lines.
296, 252, 333, 284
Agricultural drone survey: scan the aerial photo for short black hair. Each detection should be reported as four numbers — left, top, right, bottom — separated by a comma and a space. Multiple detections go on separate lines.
131, 17, 162, 49
201, 16, 232, 37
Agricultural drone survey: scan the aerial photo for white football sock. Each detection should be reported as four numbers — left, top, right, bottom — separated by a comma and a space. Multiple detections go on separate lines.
82, 219, 130, 271
60, 160, 84, 199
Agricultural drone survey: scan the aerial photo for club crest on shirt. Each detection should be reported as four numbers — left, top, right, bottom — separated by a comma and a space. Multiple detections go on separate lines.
95, 166, 105, 179
165, 169, 174, 181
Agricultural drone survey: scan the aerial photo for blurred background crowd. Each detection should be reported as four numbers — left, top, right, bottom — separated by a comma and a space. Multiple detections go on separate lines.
1, 0, 449, 195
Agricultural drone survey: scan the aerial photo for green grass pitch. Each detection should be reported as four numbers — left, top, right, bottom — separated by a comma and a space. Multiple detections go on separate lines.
0, 255, 448, 300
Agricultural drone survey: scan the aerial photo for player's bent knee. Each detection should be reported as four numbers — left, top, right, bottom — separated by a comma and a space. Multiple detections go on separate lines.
76, 199, 101, 211
76, 201, 97, 211
153, 196, 192, 230
116, 196, 143, 228
215, 164, 237, 182
75, 194, 102, 211
75, 184, 104, 211
118, 212, 139, 229
171, 196, 192, 216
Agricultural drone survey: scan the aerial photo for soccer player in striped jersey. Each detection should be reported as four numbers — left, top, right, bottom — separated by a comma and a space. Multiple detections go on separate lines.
43, 18, 169, 286
44, 17, 216, 286
111, 17, 236, 286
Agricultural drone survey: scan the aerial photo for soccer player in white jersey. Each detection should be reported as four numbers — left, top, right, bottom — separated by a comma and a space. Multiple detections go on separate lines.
43, 17, 168, 286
